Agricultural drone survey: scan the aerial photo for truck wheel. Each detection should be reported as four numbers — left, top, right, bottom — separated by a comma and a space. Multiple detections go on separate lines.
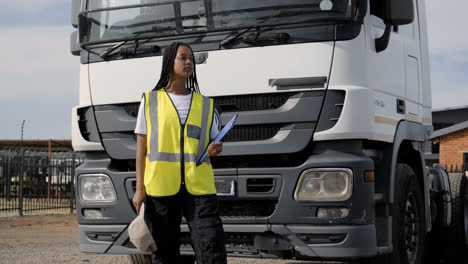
391, 164, 425, 264
128, 254, 151, 264
444, 173, 468, 262
181, 255, 196, 264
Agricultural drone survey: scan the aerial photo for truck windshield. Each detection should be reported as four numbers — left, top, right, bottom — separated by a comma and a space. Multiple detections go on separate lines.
83, 0, 355, 44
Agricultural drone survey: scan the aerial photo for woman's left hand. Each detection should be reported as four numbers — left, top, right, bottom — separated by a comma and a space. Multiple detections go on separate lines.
208, 142, 223, 156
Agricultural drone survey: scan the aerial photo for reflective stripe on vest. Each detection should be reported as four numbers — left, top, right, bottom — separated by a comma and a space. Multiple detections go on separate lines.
143, 89, 215, 196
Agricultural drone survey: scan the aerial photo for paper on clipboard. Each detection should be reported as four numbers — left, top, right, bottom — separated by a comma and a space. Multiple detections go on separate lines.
196, 114, 238, 166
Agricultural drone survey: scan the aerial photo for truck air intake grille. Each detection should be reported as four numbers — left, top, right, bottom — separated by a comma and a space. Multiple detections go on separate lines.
316, 90, 346, 132
223, 124, 284, 142
246, 178, 275, 193
213, 92, 297, 112
77, 106, 101, 143
218, 200, 277, 217
77, 109, 91, 141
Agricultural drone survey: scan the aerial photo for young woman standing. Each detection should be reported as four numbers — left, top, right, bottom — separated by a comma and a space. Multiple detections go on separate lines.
133, 42, 227, 264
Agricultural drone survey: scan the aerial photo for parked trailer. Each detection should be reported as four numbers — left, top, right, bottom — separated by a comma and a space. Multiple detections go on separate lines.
70, 0, 468, 263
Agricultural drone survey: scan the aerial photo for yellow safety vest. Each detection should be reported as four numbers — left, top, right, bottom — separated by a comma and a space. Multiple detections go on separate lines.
143, 89, 216, 196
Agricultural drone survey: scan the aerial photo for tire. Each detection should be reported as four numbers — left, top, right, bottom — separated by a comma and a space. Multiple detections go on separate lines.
128, 254, 152, 264
390, 164, 425, 264
444, 173, 468, 263
422, 227, 444, 264
181, 255, 197, 264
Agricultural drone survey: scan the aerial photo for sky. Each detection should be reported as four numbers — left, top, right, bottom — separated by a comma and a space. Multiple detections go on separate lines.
0, 0, 467, 140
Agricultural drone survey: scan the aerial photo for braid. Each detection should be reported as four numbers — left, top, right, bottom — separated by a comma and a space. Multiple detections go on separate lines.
191, 66, 200, 94
153, 42, 178, 91
153, 42, 201, 94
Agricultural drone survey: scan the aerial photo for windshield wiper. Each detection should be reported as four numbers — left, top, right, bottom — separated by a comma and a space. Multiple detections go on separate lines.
98, 26, 172, 59
99, 41, 127, 59
242, 32, 291, 45
99, 25, 207, 59
242, 19, 342, 46
220, 9, 339, 48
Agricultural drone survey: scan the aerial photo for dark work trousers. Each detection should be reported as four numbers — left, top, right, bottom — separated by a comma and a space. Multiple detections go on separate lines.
144, 186, 227, 264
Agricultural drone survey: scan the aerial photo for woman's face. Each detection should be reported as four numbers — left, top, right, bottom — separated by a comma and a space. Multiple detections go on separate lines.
172, 45, 194, 79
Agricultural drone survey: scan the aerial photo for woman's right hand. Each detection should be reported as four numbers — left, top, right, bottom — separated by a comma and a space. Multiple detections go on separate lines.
133, 190, 146, 215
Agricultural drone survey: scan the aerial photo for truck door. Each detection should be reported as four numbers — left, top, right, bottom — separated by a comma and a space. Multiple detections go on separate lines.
367, 1, 406, 134
400, 0, 422, 119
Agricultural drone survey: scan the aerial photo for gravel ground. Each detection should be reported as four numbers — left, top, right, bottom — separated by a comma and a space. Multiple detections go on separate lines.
0, 214, 339, 264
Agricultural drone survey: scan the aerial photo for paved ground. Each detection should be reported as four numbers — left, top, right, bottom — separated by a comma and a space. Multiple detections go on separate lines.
0, 214, 345, 264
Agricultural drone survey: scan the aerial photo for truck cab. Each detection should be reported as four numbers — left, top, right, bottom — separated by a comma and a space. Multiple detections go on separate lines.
70, 0, 468, 263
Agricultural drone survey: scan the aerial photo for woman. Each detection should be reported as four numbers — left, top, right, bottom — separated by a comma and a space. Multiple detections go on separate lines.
133, 42, 227, 264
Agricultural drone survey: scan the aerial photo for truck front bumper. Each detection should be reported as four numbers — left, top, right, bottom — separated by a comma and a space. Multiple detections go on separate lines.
78, 222, 376, 259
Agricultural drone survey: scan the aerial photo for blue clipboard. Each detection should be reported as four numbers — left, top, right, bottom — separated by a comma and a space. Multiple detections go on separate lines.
196, 114, 238, 166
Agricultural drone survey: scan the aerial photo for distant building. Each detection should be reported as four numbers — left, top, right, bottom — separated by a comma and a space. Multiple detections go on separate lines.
426, 105, 468, 171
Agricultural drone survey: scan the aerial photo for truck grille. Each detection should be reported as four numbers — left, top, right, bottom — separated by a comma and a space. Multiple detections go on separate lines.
224, 124, 284, 142
93, 90, 324, 161
127, 179, 276, 218
213, 92, 297, 112
112, 92, 298, 118
246, 178, 275, 193
218, 200, 277, 217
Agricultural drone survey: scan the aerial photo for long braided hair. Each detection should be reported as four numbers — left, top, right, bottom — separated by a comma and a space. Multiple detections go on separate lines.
153, 42, 200, 94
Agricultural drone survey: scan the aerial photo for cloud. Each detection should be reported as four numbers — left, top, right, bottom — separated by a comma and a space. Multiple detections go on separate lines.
425, 1, 468, 109
0, 99, 74, 140
0, 26, 79, 97
430, 54, 468, 109
0, 26, 79, 139
3, 0, 64, 13
0, 0, 71, 27
431, 67, 468, 109
425, 1, 468, 57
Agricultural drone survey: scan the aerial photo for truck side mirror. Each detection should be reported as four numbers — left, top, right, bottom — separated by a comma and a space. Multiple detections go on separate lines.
70, 31, 80, 56
78, 13, 88, 45
375, 0, 414, 53
388, 0, 414, 26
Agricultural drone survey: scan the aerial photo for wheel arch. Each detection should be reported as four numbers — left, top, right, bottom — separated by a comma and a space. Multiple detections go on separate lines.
389, 121, 432, 232
396, 141, 424, 195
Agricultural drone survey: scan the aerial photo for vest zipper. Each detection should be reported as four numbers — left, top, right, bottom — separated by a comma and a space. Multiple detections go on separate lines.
180, 123, 185, 186
163, 88, 193, 190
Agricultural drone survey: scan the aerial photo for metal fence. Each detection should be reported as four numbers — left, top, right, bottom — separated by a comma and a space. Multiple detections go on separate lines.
0, 151, 84, 216
440, 162, 468, 181
444, 163, 468, 175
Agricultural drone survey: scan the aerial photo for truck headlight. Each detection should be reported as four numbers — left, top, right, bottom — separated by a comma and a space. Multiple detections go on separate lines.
294, 169, 353, 201
79, 174, 117, 203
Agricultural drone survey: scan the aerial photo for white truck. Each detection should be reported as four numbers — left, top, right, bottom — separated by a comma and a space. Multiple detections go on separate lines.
70, 0, 468, 263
